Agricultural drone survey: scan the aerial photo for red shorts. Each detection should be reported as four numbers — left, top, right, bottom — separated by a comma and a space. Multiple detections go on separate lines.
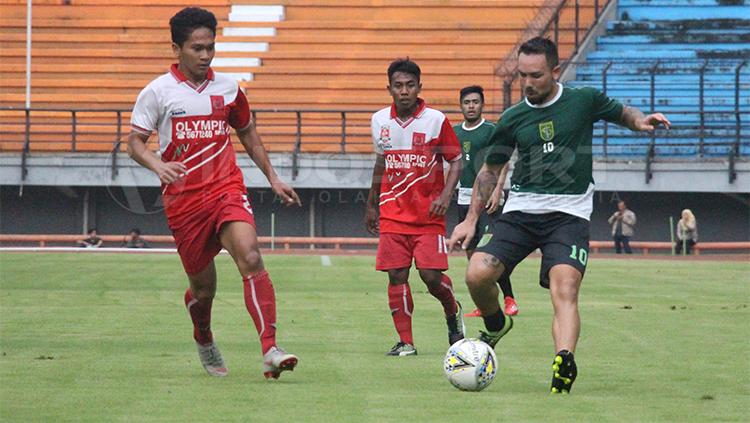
376, 232, 449, 271
169, 192, 256, 275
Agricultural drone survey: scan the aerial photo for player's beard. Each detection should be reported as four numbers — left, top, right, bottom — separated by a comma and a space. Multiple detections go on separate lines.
525, 88, 551, 105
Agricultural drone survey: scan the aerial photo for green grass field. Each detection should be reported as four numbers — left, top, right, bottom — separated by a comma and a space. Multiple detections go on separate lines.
1, 253, 748, 422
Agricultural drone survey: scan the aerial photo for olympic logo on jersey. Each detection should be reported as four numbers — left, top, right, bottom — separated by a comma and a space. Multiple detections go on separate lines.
384, 153, 429, 170
173, 118, 230, 141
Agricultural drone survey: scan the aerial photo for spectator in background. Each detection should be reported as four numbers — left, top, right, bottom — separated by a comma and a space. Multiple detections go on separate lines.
608, 201, 636, 254
77, 228, 103, 248
676, 209, 698, 255
123, 228, 149, 248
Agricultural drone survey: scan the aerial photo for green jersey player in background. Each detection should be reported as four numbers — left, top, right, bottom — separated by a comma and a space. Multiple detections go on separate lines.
449, 37, 670, 394
453, 85, 518, 317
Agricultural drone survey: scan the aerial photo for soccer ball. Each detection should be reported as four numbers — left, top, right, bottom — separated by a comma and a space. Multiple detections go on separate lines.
443, 338, 497, 391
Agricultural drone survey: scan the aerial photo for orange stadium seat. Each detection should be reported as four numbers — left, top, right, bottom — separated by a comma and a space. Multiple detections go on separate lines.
0, 0, 597, 153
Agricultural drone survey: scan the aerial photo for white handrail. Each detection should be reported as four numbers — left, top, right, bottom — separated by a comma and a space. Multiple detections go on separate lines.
25, 0, 32, 109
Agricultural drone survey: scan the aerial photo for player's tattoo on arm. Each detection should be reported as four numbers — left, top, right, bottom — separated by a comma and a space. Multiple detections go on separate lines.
475, 169, 499, 204
619, 106, 646, 131
482, 254, 502, 269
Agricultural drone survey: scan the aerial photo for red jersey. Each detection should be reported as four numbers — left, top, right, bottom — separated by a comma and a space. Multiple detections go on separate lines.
371, 99, 461, 234
130, 64, 251, 219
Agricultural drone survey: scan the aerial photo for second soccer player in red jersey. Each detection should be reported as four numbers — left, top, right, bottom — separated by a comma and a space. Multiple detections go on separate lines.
365, 59, 465, 356
127, 7, 300, 379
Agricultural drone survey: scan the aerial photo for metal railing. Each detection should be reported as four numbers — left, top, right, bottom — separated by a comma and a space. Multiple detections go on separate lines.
4, 105, 747, 185
1, 108, 501, 181
732, 60, 748, 183
573, 58, 749, 182
499, 0, 613, 109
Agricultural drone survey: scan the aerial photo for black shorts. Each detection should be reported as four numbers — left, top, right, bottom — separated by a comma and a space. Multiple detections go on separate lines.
457, 204, 492, 251
475, 211, 590, 289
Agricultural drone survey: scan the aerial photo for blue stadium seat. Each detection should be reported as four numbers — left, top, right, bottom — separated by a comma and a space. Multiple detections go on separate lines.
569, 0, 750, 159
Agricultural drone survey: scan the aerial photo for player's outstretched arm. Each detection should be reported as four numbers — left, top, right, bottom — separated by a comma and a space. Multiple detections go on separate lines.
365, 154, 385, 235
619, 106, 671, 132
127, 131, 187, 184
236, 123, 301, 207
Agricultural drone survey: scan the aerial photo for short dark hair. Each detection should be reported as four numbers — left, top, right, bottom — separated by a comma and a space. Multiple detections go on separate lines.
460, 85, 485, 103
518, 36, 559, 68
129, 228, 141, 235
170, 7, 217, 47
387, 58, 421, 83
87, 227, 97, 234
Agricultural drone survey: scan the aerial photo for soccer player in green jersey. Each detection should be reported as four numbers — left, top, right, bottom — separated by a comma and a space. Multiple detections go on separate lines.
448, 37, 670, 394
453, 85, 518, 317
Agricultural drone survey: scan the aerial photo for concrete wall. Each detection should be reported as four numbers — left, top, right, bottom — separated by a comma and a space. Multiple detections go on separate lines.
2, 186, 748, 243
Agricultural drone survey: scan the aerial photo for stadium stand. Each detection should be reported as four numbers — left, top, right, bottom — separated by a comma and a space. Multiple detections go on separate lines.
0, 0, 603, 153
564, 0, 750, 159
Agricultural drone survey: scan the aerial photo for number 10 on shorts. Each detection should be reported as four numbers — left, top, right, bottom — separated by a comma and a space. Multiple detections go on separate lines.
569, 245, 588, 266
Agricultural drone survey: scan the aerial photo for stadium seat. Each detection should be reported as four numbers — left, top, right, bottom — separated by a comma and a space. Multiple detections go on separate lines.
0, 0, 600, 153
566, 0, 750, 159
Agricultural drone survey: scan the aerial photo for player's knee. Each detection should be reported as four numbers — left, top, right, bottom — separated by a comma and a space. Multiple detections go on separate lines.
192, 286, 215, 303
465, 267, 491, 291
387, 268, 409, 285
238, 248, 263, 272
552, 278, 580, 303
418, 269, 441, 286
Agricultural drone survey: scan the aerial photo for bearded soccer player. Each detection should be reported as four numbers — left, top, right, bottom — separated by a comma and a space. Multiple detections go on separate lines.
454, 85, 518, 317
365, 59, 464, 356
127, 7, 301, 379
449, 37, 670, 393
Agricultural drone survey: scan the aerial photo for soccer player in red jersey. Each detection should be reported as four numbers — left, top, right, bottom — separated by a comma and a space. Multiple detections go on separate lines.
127, 7, 300, 379
365, 59, 465, 356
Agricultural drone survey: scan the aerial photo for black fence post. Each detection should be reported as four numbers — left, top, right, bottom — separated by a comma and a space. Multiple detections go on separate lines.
112, 111, 122, 180
646, 60, 660, 183
573, 0, 581, 54
340, 111, 346, 153
602, 61, 612, 158
21, 108, 31, 183
292, 111, 302, 180
731, 61, 747, 183
71, 111, 77, 152
698, 59, 708, 157
503, 79, 512, 110
553, 11, 560, 47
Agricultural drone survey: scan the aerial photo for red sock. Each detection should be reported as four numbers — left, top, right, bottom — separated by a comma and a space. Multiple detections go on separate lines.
428, 274, 458, 316
184, 288, 213, 345
243, 271, 277, 355
388, 283, 414, 345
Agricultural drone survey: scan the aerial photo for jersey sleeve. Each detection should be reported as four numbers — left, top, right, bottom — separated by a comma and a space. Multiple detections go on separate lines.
485, 117, 515, 166
371, 114, 384, 155
228, 87, 251, 130
436, 117, 461, 161
590, 87, 624, 123
130, 85, 159, 136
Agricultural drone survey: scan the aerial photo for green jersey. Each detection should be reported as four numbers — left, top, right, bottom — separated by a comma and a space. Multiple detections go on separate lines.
486, 83, 624, 220
453, 119, 496, 205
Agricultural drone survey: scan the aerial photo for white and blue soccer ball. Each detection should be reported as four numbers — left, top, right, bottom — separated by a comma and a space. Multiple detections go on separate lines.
443, 338, 497, 392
